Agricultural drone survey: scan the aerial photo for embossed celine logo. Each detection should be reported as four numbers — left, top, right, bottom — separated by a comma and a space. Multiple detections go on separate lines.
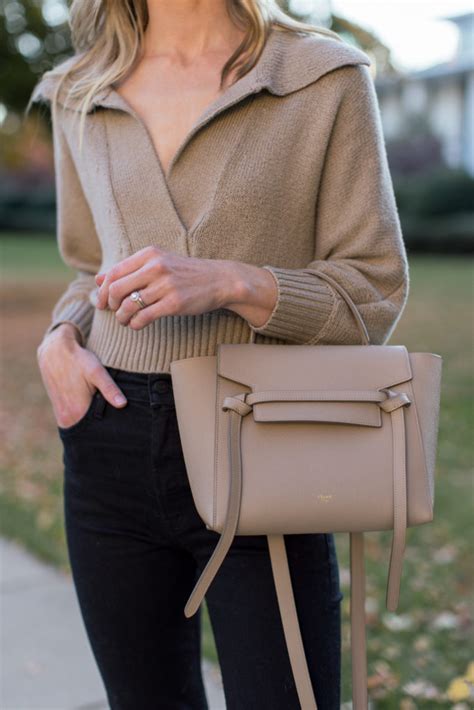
317, 494, 334, 503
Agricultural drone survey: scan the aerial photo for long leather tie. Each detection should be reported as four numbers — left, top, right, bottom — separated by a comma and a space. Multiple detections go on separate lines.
184, 388, 410, 709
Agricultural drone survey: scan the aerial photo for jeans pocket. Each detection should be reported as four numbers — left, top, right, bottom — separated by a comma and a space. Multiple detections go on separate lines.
57, 366, 121, 437
57, 390, 104, 437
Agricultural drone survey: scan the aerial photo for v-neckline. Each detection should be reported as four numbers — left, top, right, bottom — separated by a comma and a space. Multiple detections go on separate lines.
111, 76, 238, 186
107, 28, 279, 195
110, 83, 226, 191
108, 84, 254, 239
97, 29, 282, 245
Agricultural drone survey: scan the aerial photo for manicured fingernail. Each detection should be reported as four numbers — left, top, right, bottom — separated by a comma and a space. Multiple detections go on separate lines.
114, 394, 127, 405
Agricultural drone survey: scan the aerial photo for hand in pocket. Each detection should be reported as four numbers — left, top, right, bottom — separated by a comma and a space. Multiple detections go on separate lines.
37, 323, 128, 429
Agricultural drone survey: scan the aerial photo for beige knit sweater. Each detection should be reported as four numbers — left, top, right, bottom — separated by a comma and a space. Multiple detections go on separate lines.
30, 27, 409, 374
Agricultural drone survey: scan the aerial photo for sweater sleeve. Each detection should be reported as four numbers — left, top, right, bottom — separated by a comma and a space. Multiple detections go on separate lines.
34, 95, 102, 348
248, 63, 409, 346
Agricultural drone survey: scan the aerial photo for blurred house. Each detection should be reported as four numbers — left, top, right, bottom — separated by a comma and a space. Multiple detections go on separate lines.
375, 12, 474, 176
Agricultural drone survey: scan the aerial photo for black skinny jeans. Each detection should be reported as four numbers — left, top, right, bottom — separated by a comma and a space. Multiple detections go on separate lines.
58, 365, 344, 710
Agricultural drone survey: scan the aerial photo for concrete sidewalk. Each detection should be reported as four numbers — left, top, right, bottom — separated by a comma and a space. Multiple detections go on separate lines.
0, 537, 226, 710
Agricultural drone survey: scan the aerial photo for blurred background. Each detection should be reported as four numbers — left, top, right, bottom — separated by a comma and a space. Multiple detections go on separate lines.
0, 1, 473, 708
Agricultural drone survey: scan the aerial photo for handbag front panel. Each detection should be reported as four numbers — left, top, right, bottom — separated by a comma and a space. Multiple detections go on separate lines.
214, 345, 440, 534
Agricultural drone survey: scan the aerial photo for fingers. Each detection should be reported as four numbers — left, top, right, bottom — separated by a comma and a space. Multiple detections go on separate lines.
105, 265, 157, 314
127, 294, 182, 330
90, 366, 128, 407
96, 246, 164, 310
114, 281, 164, 324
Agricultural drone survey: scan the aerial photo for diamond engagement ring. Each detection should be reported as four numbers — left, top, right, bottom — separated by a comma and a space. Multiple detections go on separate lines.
130, 290, 147, 309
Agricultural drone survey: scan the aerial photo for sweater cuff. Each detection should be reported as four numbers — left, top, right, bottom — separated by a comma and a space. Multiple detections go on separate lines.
44, 300, 95, 348
248, 265, 337, 343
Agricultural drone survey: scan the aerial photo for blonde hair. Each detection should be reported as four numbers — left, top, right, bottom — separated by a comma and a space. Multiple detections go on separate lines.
27, 0, 343, 147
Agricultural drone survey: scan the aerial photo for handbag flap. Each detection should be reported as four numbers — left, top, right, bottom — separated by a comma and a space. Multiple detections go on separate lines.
217, 343, 412, 391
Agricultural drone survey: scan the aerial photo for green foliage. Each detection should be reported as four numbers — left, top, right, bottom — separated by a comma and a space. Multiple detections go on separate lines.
395, 169, 474, 253
0, 0, 72, 112
400, 213, 474, 254
395, 168, 474, 217
0, 181, 55, 232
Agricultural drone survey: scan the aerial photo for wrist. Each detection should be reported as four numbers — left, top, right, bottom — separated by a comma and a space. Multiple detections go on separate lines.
217, 262, 278, 328
215, 260, 251, 308
222, 263, 277, 309
37, 323, 83, 357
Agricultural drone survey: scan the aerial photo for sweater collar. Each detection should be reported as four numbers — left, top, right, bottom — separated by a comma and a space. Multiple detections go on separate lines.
91, 28, 371, 111
33, 27, 371, 115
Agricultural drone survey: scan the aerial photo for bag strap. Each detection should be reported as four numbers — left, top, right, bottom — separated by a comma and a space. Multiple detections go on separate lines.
250, 267, 371, 347
302, 268, 371, 346
184, 387, 410, 707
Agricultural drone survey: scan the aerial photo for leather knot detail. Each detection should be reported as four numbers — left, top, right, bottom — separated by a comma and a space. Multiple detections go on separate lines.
222, 395, 253, 416
379, 389, 412, 413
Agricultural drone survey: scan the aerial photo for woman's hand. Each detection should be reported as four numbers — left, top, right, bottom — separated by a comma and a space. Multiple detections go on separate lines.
37, 323, 128, 429
94, 246, 278, 329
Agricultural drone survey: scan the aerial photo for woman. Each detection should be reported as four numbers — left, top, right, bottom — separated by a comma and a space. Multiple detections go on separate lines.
29, 1, 409, 708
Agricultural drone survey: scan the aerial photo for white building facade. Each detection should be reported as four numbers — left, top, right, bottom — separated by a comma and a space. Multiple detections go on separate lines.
375, 12, 474, 176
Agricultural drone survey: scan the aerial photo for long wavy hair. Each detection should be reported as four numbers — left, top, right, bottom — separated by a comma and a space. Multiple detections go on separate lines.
27, 0, 343, 147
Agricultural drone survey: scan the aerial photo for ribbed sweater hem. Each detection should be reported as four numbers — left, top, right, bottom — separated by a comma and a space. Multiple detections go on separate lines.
85, 306, 285, 374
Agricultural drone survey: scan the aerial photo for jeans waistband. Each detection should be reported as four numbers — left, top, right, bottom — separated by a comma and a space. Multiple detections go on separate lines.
104, 365, 174, 406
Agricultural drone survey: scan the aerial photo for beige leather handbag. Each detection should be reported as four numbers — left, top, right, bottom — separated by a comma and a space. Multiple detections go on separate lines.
170, 269, 443, 709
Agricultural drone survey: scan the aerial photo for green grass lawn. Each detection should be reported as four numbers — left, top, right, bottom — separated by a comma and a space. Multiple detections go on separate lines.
1, 234, 473, 706
0, 233, 70, 274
